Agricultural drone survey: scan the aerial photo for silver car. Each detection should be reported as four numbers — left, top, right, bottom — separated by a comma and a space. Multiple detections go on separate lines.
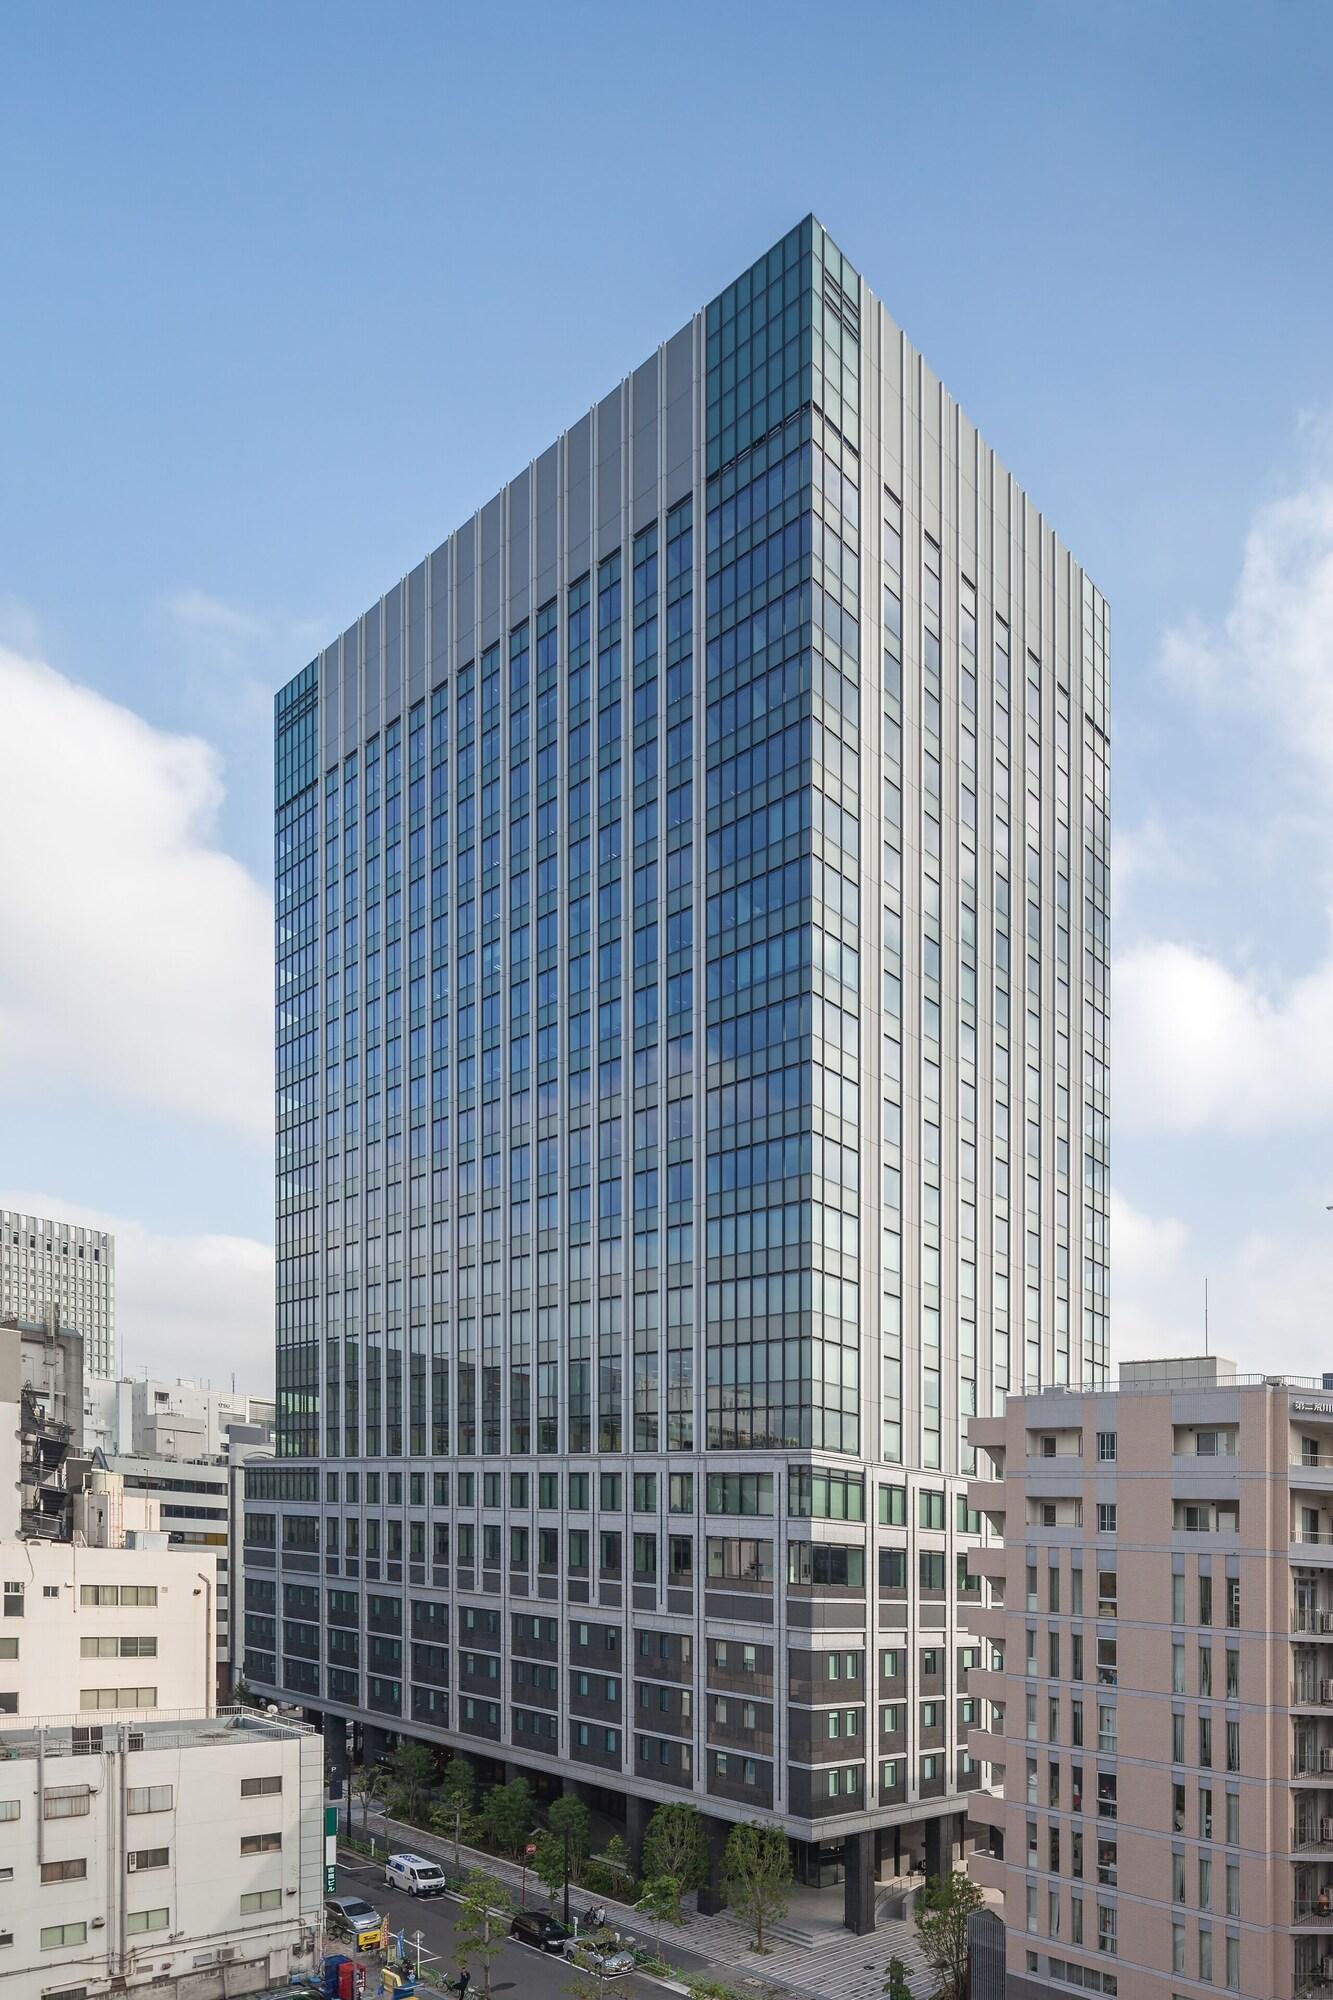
568, 1935, 636, 1978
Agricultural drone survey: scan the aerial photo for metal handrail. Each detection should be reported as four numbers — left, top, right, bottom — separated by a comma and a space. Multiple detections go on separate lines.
0, 1704, 313, 1760
1015, 1372, 1333, 1396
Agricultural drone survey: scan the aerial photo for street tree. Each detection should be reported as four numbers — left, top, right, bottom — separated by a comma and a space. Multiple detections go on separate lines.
479, 1775, 534, 1856
601, 1832, 633, 1891
388, 1740, 436, 1823
533, 1832, 567, 1910
547, 1793, 592, 1879
351, 1762, 387, 1837
452, 1871, 513, 2000
913, 1872, 983, 2000
636, 1873, 682, 1956
720, 1820, 792, 1954
431, 1756, 475, 1867
883, 1956, 913, 2000
642, 1801, 709, 1896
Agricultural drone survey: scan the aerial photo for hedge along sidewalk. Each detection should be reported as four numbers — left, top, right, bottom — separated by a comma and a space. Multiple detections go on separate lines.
352, 1807, 719, 1967
343, 1811, 904, 2000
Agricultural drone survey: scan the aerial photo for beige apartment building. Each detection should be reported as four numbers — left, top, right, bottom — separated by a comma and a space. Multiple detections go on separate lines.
966, 1357, 1333, 2000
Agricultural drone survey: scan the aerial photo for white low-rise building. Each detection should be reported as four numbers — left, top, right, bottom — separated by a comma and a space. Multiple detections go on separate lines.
0, 1527, 215, 1723
0, 1319, 323, 2000
84, 1379, 274, 1461
0, 1708, 324, 2000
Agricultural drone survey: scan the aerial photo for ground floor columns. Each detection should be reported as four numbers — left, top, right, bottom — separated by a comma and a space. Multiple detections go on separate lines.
924, 1809, 966, 1881
696, 1815, 730, 1915
843, 1828, 876, 1935
323, 1712, 349, 1800
624, 1794, 651, 1875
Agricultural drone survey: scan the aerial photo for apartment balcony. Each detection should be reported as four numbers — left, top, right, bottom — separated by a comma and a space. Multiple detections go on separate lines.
967, 1477, 1006, 1523
1293, 1677, 1333, 1712
1294, 1746, 1333, 1783
1296, 1530, 1333, 1563
1294, 1453, 1333, 1492
966, 1787, 1006, 1834
969, 1415, 1007, 1456
1292, 1608, 1333, 1640
968, 1543, 1008, 1584
965, 1665, 1007, 1704
1292, 1794, 1333, 1852
963, 1604, 1007, 1645
970, 1846, 1006, 1894
968, 1723, 1006, 1766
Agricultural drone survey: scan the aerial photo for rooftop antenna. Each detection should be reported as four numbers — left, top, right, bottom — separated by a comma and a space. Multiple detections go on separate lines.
1204, 1275, 1210, 1357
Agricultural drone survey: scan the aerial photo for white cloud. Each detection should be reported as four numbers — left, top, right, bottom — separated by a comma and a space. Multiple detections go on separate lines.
1159, 427, 1333, 784
0, 1190, 273, 1393
0, 645, 270, 1136
0, 595, 44, 657
1111, 1191, 1333, 1385
1115, 928, 1333, 1134
165, 590, 270, 649
162, 590, 326, 735
1114, 425, 1333, 1139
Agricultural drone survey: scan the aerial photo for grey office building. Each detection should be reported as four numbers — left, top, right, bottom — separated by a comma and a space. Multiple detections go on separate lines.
0, 1210, 115, 1378
244, 217, 1110, 1929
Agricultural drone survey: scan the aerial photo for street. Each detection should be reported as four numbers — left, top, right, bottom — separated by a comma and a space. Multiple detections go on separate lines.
332, 1851, 692, 2000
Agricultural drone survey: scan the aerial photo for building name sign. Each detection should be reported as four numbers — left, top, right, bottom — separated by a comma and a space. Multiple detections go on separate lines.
1292, 1399, 1333, 1416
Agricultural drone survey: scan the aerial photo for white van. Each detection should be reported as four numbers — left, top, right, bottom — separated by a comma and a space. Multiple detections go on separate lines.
384, 1853, 448, 1898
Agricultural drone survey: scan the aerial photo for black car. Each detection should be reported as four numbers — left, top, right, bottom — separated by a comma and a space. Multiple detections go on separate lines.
510, 1911, 572, 1954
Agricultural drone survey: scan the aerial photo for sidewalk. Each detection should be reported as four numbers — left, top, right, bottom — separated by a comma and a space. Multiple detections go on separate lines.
350, 1807, 942, 1999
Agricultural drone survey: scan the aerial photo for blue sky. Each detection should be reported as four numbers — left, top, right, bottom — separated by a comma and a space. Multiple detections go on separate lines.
3, 0, 1333, 1384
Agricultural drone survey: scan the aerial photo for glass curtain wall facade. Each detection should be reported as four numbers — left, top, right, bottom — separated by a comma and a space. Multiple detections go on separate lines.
246, 218, 1109, 1914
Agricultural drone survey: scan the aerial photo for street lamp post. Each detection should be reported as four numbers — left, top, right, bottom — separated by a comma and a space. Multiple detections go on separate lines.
563, 1825, 571, 1930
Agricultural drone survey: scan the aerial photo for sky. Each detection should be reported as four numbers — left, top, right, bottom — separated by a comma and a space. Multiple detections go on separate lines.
3, 0, 1333, 1388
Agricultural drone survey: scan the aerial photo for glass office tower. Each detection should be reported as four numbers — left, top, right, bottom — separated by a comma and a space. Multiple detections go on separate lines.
245, 218, 1109, 1928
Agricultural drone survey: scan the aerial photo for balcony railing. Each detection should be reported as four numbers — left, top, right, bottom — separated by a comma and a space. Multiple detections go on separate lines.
1297, 1532, 1333, 1548
1022, 1371, 1333, 1396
